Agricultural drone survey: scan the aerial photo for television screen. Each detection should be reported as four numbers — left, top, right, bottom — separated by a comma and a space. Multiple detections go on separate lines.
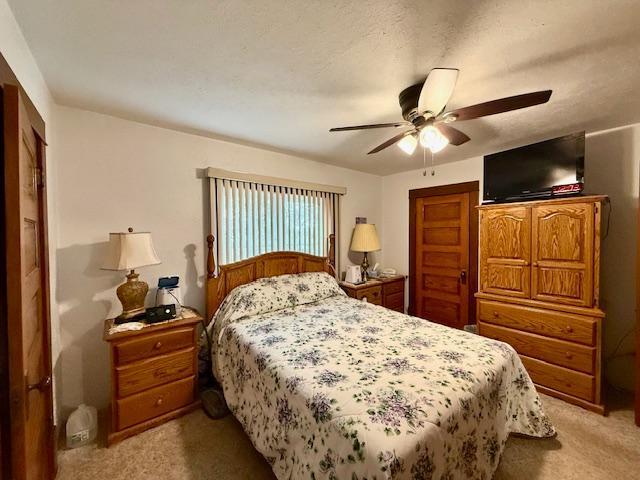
483, 132, 585, 203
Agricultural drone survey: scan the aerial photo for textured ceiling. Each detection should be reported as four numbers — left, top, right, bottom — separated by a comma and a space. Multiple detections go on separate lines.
8, 0, 640, 175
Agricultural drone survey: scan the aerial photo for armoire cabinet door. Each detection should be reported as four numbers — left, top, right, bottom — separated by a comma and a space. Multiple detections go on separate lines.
531, 202, 594, 307
479, 206, 531, 298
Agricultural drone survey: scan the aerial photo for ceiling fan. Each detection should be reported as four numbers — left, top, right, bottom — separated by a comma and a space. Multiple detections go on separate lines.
329, 68, 552, 155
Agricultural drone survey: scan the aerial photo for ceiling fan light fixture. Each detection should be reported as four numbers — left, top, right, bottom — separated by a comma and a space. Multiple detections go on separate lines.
419, 126, 449, 153
397, 134, 418, 155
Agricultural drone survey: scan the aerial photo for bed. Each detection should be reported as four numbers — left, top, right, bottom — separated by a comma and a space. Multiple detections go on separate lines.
204, 235, 555, 479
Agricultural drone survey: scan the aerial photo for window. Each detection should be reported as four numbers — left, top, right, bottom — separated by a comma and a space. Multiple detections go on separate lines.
209, 173, 343, 267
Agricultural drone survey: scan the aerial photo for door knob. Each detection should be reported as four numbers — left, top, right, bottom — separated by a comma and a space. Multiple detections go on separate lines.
27, 375, 51, 392
460, 270, 467, 284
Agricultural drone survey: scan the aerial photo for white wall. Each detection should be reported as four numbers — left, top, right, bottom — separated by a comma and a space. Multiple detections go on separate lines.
1, 0, 62, 414
584, 124, 639, 391
52, 105, 382, 413
381, 130, 639, 391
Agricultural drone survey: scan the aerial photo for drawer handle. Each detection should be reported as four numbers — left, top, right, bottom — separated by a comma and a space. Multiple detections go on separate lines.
565, 326, 574, 333
565, 352, 573, 359
155, 397, 164, 407
492, 311, 499, 318
154, 341, 163, 350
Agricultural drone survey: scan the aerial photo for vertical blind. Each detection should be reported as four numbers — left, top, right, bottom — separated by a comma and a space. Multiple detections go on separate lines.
214, 178, 338, 265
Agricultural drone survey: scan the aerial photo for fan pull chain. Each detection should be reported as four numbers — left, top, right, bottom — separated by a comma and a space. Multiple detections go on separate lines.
431, 150, 436, 176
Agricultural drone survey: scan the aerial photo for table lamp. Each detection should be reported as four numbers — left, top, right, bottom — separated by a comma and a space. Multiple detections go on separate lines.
101, 227, 161, 319
350, 223, 381, 282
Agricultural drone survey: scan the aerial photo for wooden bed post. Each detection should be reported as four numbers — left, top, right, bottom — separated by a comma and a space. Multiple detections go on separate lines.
207, 234, 216, 278
206, 234, 219, 322
328, 233, 336, 276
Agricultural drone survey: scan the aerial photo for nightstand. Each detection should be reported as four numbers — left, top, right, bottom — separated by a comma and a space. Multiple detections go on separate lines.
103, 308, 202, 446
339, 275, 406, 313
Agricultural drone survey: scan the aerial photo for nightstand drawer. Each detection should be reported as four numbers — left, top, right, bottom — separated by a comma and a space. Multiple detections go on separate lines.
385, 291, 404, 311
116, 347, 195, 397
114, 327, 195, 365
356, 286, 382, 305
116, 376, 195, 430
382, 279, 404, 295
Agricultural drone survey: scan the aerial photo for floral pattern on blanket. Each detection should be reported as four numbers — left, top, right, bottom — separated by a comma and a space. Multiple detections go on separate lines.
212, 281, 555, 480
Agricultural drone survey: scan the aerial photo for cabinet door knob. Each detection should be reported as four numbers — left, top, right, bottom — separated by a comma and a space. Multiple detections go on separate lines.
154, 341, 162, 350
155, 398, 163, 407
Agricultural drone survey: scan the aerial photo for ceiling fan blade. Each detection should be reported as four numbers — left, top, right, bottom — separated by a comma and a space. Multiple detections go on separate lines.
367, 130, 413, 154
330, 122, 409, 132
443, 90, 552, 122
437, 124, 470, 146
418, 68, 459, 117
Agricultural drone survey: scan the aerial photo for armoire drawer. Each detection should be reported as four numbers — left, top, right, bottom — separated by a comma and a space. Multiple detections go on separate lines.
477, 300, 597, 346
520, 355, 594, 402
478, 322, 595, 374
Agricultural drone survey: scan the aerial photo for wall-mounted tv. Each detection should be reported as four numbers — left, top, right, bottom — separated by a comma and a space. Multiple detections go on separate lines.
483, 132, 585, 203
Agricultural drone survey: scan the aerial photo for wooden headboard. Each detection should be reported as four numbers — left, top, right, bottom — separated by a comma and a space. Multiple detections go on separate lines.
205, 234, 336, 321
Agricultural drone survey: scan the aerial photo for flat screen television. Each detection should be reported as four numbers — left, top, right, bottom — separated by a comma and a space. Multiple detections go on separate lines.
483, 132, 585, 203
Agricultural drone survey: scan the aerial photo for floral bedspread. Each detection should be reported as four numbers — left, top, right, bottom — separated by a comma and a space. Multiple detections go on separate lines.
211, 273, 555, 480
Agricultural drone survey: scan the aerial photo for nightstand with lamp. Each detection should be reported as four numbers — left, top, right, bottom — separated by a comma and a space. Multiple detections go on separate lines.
342, 223, 406, 312
101, 227, 201, 445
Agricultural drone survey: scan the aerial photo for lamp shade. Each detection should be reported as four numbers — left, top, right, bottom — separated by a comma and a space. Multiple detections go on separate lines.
101, 231, 161, 271
350, 224, 381, 253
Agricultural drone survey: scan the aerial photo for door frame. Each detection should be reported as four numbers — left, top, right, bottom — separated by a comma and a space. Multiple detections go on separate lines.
0, 53, 54, 479
408, 181, 480, 324
636, 192, 640, 426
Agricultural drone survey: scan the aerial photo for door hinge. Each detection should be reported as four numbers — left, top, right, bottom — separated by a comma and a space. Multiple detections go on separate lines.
36, 167, 46, 189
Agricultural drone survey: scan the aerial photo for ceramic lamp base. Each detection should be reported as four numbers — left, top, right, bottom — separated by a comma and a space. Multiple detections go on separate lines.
360, 252, 370, 282
116, 270, 148, 319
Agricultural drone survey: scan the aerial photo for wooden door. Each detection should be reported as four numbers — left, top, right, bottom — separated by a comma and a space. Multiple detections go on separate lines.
3, 84, 54, 480
479, 205, 531, 298
531, 202, 594, 307
414, 193, 469, 329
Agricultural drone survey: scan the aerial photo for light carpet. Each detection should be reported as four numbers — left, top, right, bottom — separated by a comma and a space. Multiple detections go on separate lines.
58, 392, 640, 479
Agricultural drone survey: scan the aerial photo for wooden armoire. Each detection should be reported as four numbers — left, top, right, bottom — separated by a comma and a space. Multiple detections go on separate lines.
475, 195, 606, 414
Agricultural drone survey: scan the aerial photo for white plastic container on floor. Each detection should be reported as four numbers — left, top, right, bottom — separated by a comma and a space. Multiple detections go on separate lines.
66, 404, 97, 448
